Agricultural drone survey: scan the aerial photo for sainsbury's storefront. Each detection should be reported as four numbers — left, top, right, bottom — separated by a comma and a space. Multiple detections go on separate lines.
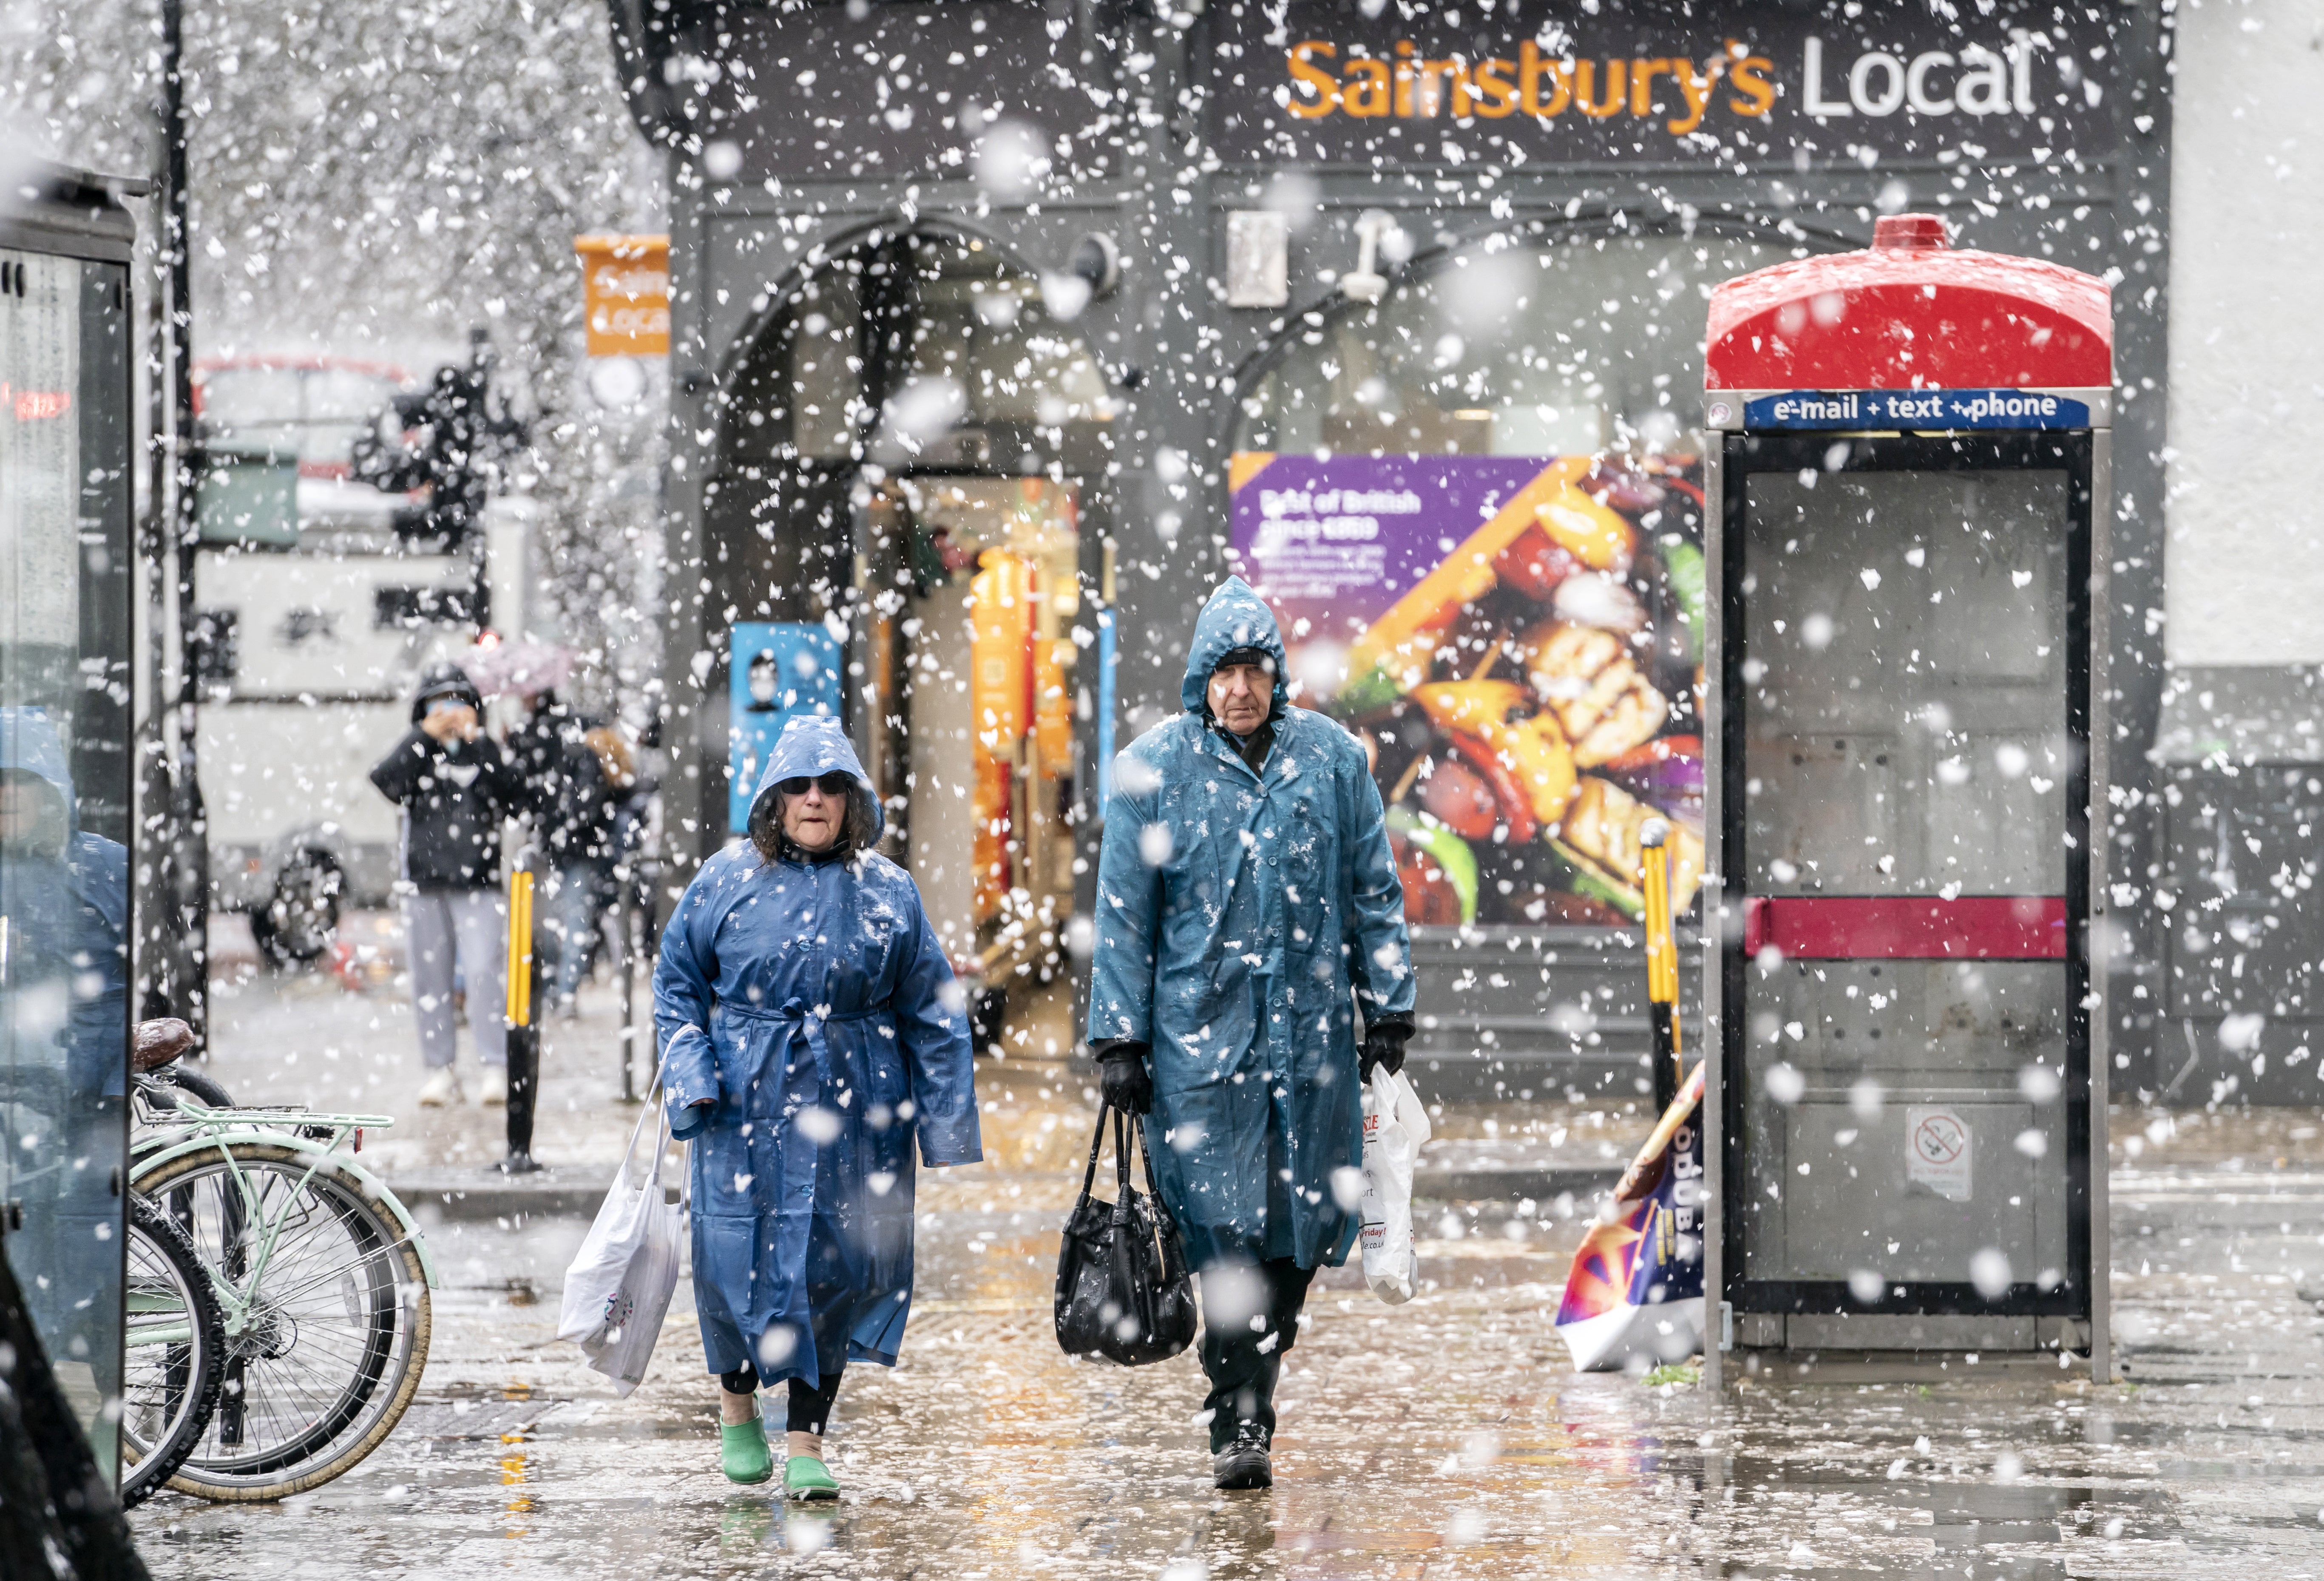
612, 0, 2172, 1096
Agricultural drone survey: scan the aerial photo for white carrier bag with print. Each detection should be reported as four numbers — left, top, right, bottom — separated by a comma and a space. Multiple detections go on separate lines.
558, 1099, 683, 1396
1359, 1064, 1432, 1304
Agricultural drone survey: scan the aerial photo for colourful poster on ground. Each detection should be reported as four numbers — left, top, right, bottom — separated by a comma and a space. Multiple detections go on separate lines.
1556, 1063, 1706, 1373
1228, 451, 1705, 929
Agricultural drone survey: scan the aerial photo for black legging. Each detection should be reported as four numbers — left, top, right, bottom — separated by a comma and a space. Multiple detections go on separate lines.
720, 1368, 846, 1436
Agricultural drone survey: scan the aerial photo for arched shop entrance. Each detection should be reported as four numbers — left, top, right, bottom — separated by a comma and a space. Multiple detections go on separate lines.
1227, 221, 1799, 1096
704, 229, 1114, 1054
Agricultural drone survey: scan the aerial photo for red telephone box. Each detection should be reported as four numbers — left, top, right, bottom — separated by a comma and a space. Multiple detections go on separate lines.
1700, 215, 2114, 1381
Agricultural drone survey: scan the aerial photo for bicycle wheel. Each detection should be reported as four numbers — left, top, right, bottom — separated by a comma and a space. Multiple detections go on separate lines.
133, 1142, 431, 1501
119, 1194, 227, 1507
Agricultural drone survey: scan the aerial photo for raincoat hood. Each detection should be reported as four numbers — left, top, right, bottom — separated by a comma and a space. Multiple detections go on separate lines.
746, 715, 885, 853
409, 661, 483, 723
0, 706, 77, 837
1180, 576, 1288, 723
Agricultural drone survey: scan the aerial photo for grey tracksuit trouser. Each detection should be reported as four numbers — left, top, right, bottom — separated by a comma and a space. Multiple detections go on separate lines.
403, 888, 508, 1070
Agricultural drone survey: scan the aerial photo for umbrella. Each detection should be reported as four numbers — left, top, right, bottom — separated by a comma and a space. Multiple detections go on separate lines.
461, 640, 574, 699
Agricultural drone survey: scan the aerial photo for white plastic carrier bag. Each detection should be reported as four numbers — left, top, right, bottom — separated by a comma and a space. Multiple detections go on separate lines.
557, 1099, 683, 1397
1359, 1064, 1432, 1304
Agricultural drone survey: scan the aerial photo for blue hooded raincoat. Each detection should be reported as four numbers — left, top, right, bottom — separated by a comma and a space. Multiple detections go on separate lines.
654, 716, 981, 1386
1085, 578, 1415, 1270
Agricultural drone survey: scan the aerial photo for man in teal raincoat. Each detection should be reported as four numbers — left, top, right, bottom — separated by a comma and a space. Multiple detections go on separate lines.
1087, 576, 1415, 1490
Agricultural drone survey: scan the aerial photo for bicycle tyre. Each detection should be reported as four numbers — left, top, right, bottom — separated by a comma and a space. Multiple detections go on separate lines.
133, 1142, 431, 1502
119, 1194, 227, 1507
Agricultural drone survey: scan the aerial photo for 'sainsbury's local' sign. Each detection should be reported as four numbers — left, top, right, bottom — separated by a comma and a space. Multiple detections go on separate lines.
1208, 0, 2114, 166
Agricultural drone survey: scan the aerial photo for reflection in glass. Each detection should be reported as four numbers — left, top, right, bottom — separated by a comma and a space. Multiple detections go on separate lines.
1742, 469, 2070, 897
1, 244, 134, 1462
769, 237, 1114, 465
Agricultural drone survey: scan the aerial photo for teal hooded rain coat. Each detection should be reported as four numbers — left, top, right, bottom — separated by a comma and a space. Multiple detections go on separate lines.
1085, 578, 1415, 1270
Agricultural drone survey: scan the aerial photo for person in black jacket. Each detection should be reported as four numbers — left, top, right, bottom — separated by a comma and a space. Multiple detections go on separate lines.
370, 663, 522, 1106
542, 724, 633, 1016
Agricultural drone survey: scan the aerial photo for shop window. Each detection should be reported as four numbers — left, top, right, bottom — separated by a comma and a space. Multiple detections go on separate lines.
704, 230, 1113, 907
759, 236, 1114, 466
1230, 227, 1790, 931
1237, 228, 1785, 457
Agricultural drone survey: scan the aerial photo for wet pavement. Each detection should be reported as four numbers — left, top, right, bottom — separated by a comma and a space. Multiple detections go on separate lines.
131, 952, 2324, 1578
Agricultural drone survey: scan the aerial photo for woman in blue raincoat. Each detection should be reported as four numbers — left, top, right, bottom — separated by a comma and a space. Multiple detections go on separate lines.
1085, 576, 1415, 1490
655, 715, 980, 1500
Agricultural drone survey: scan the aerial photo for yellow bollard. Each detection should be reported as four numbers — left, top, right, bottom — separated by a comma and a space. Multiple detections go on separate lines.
505, 871, 533, 1029
502, 869, 541, 1172
1640, 819, 1681, 1106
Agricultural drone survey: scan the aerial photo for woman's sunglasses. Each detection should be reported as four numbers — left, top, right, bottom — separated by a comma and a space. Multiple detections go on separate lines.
777, 771, 855, 798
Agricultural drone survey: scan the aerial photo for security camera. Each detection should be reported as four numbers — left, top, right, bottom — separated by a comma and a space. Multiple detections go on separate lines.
1341, 210, 1396, 304
1070, 232, 1121, 298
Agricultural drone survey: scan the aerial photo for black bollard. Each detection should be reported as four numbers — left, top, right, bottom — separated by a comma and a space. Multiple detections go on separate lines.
502, 870, 542, 1173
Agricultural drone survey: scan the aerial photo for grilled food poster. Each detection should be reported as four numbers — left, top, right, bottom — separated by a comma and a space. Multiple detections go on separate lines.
1227, 452, 1704, 928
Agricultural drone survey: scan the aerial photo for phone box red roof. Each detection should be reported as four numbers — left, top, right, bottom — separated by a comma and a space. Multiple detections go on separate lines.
1706, 215, 2111, 392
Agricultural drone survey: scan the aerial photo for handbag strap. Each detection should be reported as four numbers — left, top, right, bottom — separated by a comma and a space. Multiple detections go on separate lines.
1078, 1104, 1110, 1200
1075, 1104, 1156, 1209
1130, 1110, 1167, 1208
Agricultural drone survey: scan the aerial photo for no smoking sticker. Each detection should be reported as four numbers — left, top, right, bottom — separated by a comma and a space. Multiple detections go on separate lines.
1907, 1106, 1972, 1202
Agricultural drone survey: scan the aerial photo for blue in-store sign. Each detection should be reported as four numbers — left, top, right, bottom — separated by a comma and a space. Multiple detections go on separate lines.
728, 622, 843, 835
1742, 389, 2091, 431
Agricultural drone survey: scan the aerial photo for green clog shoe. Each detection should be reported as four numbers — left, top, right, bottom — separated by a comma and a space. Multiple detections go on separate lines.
720, 1417, 774, 1484
784, 1454, 840, 1502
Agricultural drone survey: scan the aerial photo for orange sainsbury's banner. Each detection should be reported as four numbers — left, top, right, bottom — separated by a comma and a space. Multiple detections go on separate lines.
576, 235, 670, 357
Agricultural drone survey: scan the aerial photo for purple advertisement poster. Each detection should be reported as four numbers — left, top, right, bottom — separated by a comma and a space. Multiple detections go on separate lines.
1229, 451, 1707, 931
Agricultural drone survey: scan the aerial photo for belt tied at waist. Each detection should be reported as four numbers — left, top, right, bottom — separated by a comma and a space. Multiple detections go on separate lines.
716, 997, 885, 1082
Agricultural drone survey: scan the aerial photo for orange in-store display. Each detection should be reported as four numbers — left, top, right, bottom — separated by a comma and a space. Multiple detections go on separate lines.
970, 546, 1033, 918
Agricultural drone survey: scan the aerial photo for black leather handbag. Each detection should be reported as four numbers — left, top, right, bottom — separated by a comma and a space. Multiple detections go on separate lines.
1053, 1105, 1197, 1365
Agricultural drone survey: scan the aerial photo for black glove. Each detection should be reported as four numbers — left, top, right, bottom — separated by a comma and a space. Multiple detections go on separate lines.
1097, 1044, 1154, 1116
1360, 1021, 1412, 1082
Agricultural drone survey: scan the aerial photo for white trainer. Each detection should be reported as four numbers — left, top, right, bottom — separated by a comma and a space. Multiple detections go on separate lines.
418, 1067, 461, 1107
480, 1067, 508, 1107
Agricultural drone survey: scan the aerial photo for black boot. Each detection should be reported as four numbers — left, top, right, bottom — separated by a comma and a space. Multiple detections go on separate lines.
1212, 1421, 1272, 1490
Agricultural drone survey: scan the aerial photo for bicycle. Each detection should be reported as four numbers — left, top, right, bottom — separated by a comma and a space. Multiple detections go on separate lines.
128, 1060, 440, 1501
